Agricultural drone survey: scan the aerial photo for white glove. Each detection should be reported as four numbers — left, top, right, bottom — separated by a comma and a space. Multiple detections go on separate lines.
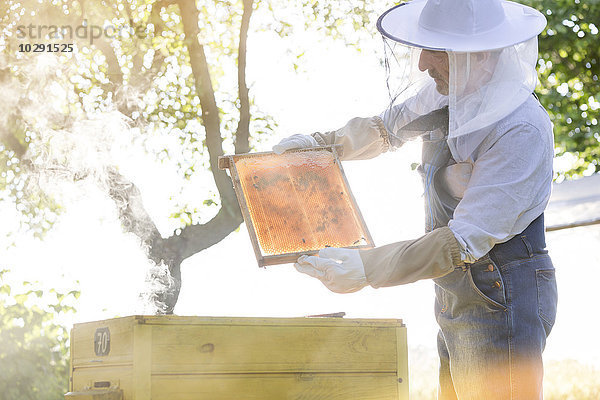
294, 247, 367, 294
272, 134, 319, 154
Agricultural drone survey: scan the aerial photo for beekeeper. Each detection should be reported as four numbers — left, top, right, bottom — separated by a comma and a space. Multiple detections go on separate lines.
273, 0, 558, 398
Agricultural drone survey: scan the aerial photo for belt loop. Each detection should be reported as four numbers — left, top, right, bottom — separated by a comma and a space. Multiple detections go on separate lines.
520, 235, 534, 258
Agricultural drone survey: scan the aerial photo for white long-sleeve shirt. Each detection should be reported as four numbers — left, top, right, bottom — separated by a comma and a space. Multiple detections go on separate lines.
445, 96, 554, 261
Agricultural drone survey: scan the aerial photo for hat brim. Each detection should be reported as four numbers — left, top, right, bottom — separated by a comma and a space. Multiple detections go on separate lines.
377, 0, 547, 52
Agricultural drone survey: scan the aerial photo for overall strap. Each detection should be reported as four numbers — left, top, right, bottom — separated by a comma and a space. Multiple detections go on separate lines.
400, 106, 456, 232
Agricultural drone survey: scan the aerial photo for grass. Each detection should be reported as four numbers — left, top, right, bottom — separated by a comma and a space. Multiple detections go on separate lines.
544, 359, 600, 400
407, 348, 600, 399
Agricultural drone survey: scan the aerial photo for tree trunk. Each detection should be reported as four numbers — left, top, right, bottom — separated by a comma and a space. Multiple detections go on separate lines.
106, 0, 254, 314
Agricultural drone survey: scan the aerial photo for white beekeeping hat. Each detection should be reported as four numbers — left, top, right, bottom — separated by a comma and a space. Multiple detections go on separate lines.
377, 0, 546, 52
379, 0, 547, 161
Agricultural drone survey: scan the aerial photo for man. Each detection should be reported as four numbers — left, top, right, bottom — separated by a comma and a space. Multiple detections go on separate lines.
274, 0, 558, 398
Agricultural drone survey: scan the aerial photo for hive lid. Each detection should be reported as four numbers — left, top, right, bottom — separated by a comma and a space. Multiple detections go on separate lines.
219, 146, 374, 267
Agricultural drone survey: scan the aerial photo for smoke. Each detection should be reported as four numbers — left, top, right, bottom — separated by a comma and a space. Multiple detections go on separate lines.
1, 51, 174, 315
0, 56, 23, 135
136, 261, 176, 315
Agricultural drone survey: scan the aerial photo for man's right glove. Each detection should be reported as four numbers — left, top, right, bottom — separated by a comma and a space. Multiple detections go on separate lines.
272, 134, 319, 154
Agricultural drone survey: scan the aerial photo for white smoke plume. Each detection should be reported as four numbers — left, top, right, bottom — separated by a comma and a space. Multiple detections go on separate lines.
136, 261, 176, 315
1, 52, 174, 315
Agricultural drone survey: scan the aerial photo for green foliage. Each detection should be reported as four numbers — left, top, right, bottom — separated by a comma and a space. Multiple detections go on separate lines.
0, 0, 385, 237
0, 58, 64, 239
1, 0, 598, 244
260, 0, 384, 44
0, 269, 78, 400
523, 0, 600, 177
0, 0, 283, 234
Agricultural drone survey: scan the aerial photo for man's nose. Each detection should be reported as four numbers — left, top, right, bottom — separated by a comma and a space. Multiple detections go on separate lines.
418, 50, 434, 72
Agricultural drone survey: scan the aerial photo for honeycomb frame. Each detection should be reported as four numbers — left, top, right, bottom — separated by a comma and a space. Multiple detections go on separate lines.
219, 146, 374, 267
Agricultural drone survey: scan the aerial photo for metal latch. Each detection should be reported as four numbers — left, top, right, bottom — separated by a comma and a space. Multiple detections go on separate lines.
64, 389, 123, 400
65, 380, 123, 400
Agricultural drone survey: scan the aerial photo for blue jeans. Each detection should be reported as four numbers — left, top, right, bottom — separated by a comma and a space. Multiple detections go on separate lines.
434, 214, 558, 399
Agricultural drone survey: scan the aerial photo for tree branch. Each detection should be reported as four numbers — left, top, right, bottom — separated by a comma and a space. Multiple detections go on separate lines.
234, 0, 254, 155
177, 0, 234, 204
104, 167, 242, 267
154, 0, 244, 263
77, 1, 128, 114
102, 1, 256, 312
164, 206, 244, 261
105, 168, 165, 261
105, 167, 185, 314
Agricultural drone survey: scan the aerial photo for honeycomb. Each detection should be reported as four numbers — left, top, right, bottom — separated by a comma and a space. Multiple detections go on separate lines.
234, 149, 369, 256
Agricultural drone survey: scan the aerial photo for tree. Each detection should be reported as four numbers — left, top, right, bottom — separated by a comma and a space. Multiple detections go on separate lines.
2, 0, 598, 313
0, 0, 381, 313
524, 0, 600, 178
0, 269, 78, 400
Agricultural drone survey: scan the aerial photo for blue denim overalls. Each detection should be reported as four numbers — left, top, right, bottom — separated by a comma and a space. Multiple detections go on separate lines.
411, 107, 558, 399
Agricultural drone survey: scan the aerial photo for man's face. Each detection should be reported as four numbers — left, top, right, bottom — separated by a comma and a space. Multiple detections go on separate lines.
418, 49, 450, 95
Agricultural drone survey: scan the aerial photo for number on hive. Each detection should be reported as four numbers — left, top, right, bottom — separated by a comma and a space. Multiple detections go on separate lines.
94, 327, 111, 356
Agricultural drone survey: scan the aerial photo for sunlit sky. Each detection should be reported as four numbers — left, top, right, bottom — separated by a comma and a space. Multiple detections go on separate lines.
2, 17, 599, 380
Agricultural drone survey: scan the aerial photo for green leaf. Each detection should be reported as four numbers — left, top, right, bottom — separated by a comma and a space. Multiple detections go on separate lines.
0, 284, 11, 296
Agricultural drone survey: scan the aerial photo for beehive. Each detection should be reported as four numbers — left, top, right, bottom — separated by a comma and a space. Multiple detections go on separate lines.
66, 315, 408, 400
219, 147, 375, 266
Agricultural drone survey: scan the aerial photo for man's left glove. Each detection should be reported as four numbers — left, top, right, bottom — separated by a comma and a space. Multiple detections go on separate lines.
273, 134, 319, 154
294, 226, 463, 292
294, 248, 367, 294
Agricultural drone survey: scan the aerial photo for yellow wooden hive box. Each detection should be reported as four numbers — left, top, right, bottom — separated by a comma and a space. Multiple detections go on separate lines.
66, 315, 408, 400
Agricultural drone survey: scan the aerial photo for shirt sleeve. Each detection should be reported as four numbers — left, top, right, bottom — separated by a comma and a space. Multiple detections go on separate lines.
447, 121, 554, 261
310, 94, 434, 162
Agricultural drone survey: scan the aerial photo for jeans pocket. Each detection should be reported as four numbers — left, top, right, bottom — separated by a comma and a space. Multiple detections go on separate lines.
467, 261, 507, 311
536, 268, 558, 335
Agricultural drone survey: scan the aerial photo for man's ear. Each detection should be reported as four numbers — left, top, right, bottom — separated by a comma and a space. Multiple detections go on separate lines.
474, 52, 491, 66
473, 51, 502, 68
